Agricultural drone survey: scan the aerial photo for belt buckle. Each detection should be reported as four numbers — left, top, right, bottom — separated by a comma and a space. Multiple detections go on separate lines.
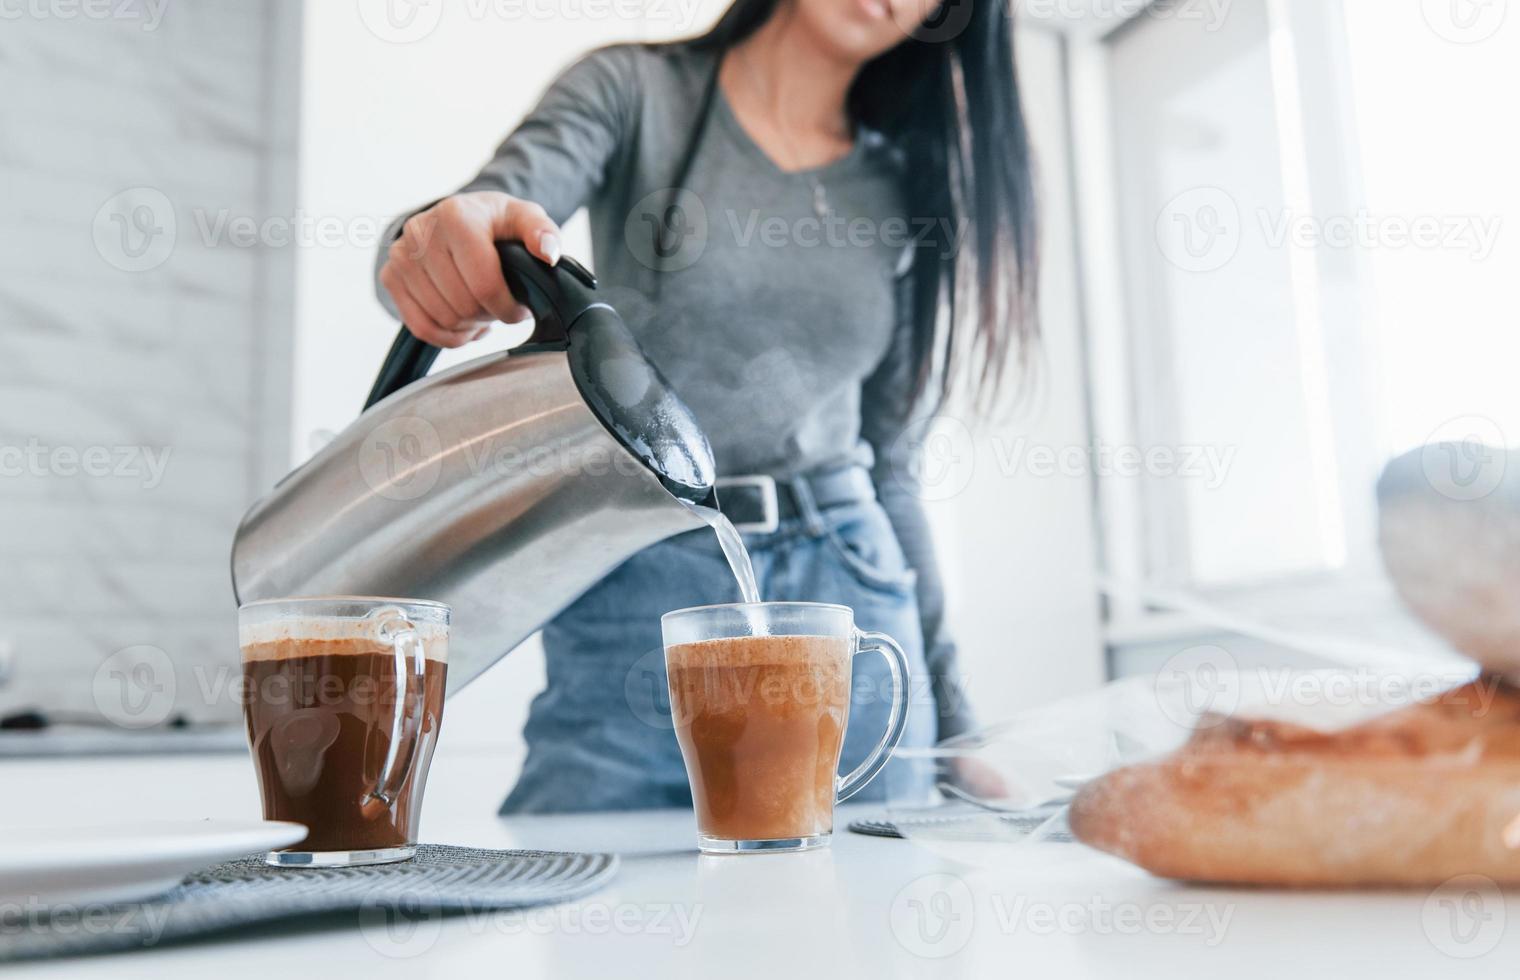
715, 475, 780, 535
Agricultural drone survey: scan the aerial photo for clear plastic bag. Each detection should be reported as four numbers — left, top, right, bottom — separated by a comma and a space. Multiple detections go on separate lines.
883, 665, 1482, 873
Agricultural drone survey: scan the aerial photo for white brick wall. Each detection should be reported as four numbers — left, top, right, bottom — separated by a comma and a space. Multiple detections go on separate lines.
0, 1, 299, 727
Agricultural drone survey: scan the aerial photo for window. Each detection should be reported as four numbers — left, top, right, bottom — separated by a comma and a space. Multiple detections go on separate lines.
1075, 0, 1519, 625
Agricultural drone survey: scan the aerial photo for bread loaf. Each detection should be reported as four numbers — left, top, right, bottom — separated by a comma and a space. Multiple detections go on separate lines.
1069, 679, 1520, 885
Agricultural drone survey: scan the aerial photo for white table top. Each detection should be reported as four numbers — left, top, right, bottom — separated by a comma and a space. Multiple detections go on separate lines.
3, 749, 1514, 978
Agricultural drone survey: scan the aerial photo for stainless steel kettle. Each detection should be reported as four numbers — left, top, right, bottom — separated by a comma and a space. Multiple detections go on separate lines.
231, 242, 717, 694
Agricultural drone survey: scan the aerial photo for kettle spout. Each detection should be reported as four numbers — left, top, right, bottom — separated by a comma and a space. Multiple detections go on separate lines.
693, 485, 720, 512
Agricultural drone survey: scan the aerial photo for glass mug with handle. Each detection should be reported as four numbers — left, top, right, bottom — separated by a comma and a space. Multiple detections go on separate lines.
662, 601, 910, 854
238, 596, 449, 867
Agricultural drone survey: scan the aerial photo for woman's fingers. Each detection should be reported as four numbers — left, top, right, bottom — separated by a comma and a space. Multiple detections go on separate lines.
397, 259, 460, 333
382, 239, 445, 343
421, 246, 484, 323
379, 261, 435, 339
430, 318, 492, 348
494, 197, 562, 266
385, 283, 449, 346
448, 235, 530, 324
533, 227, 562, 265
380, 191, 565, 345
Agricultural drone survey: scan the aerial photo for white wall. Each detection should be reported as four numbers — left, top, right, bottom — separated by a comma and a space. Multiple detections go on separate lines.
0, 1, 299, 725
293, 4, 1103, 776
927, 29, 1107, 716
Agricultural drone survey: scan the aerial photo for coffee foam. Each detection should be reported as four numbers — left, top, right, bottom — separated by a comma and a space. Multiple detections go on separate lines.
665, 635, 847, 670
239, 618, 448, 663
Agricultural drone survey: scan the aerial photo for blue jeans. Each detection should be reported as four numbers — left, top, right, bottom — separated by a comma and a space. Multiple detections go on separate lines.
500, 495, 938, 813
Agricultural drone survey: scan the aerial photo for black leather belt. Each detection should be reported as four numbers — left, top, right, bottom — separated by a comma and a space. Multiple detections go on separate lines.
714, 467, 876, 534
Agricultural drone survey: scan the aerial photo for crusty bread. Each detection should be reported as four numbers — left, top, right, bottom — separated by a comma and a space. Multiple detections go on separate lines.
1069, 679, 1520, 886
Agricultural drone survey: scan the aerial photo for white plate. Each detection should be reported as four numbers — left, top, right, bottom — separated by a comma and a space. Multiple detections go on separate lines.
0, 819, 307, 907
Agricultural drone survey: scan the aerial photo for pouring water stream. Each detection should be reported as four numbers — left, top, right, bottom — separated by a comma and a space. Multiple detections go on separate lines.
685, 502, 765, 624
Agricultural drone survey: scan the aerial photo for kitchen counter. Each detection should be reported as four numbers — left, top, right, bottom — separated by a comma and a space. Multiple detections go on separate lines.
0, 728, 246, 757
3, 750, 1513, 978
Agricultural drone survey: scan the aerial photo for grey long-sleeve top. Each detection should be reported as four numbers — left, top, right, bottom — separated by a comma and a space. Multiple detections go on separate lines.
376, 42, 976, 738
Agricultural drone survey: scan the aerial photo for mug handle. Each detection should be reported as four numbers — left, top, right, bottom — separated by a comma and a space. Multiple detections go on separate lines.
835, 629, 911, 803
367, 609, 427, 807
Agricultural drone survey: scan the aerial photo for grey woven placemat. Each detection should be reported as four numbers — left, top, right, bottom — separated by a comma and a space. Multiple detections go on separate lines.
849, 805, 1074, 843
1, 844, 617, 963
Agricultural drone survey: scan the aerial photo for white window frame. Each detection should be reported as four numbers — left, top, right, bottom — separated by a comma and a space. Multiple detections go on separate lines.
1036, 0, 1390, 660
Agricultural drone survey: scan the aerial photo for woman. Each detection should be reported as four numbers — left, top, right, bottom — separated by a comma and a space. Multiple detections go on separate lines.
375, 0, 1038, 810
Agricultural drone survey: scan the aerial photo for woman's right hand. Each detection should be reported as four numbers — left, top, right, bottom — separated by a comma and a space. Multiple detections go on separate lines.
378, 191, 563, 348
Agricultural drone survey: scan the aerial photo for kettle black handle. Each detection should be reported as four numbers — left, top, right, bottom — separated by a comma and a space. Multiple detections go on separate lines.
363, 241, 598, 411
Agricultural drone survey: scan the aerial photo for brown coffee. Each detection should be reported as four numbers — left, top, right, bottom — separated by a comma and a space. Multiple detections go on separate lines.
667, 635, 850, 842
241, 632, 447, 854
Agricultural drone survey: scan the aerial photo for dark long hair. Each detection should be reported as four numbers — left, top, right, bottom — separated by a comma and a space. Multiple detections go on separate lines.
670, 0, 1039, 413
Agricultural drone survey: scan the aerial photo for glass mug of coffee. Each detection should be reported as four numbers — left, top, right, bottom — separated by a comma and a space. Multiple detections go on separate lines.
662, 601, 910, 854
238, 596, 449, 867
